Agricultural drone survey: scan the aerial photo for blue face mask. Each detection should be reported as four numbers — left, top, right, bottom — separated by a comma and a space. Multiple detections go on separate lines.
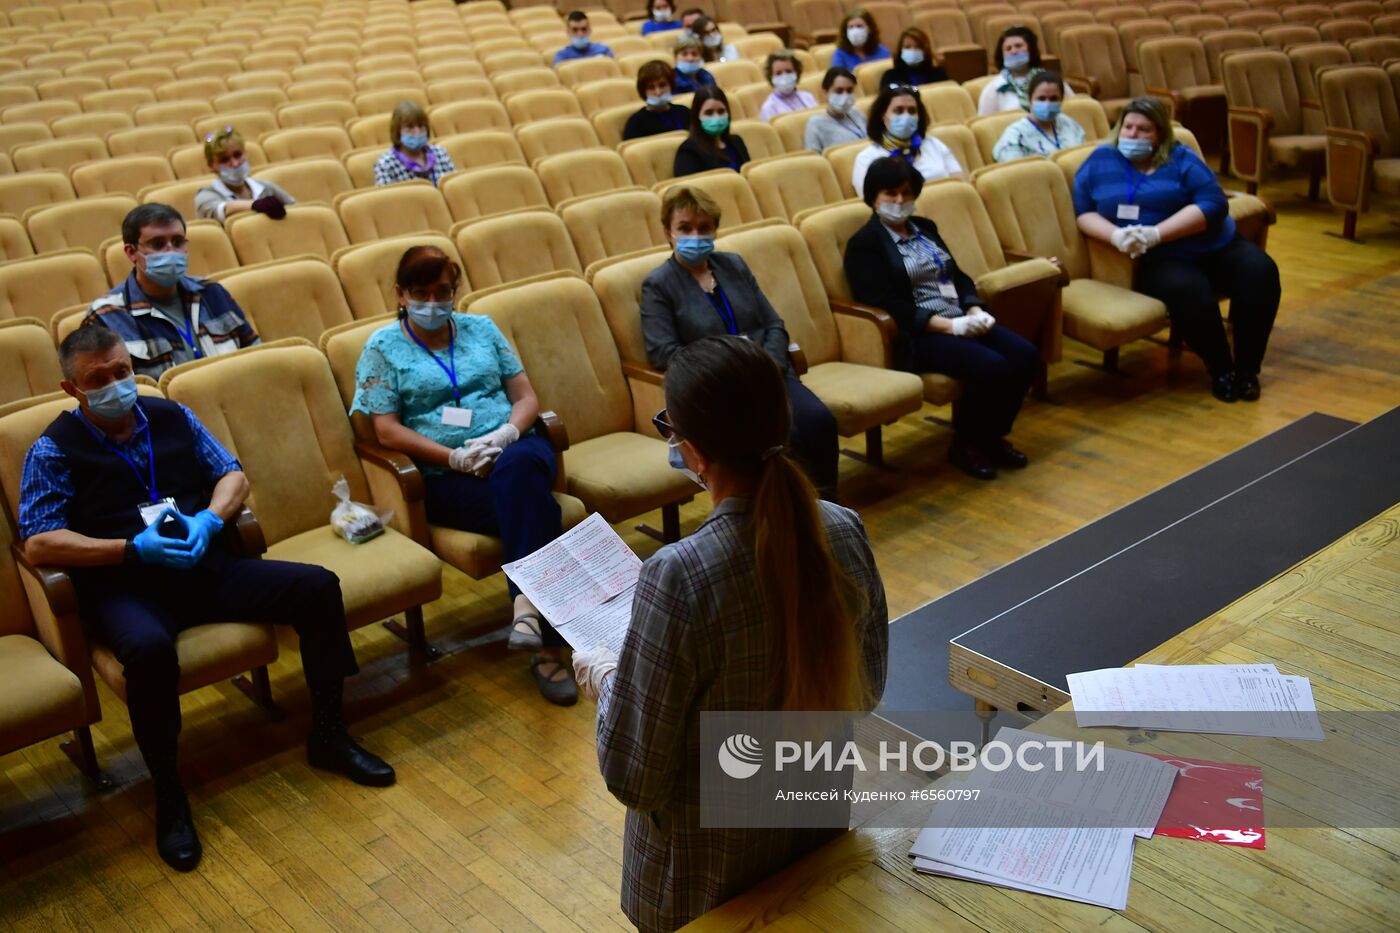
571, 34, 591, 50
887, 112, 918, 140
1031, 100, 1060, 121
406, 300, 453, 331
676, 58, 702, 75
675, 235, 715, 264
1004, 51, 1030, 71
400, 131, 428, 152
900, 48, 924, 66
667, 437, 705, 487
646, 91, 672, 107
143, 250, 187, 287
84, 375, 139, 421
1118, 137, 1154, 161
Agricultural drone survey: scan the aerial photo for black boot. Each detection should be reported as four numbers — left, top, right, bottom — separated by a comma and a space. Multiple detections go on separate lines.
306, 678, 396, 787
1210, 372, 1237, 402
152, 769, 201, 872
1233, 371, 1261, 402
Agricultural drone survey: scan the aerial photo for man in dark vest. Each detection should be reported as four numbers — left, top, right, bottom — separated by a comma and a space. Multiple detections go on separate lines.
17, 326, 394, 872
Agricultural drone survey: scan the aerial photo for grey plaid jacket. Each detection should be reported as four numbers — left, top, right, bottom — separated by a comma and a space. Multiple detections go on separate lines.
596, 496, 889, 932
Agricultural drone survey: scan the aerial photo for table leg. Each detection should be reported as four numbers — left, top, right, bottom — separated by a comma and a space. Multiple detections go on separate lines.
975, 699, 997, 747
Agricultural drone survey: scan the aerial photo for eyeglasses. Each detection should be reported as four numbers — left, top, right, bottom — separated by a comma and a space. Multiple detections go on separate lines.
406, 284, 458, 302
138, 236, 189, 252
652, 408, 675, 440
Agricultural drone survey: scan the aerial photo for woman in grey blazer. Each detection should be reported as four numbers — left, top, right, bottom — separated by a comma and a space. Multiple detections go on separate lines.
640, 185, 839, 497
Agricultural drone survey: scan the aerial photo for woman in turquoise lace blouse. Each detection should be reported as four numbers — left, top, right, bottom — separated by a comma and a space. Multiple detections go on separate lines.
350, 246, 576, 705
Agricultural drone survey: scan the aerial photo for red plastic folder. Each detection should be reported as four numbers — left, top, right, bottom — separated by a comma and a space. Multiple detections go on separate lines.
1148, 754, 1266, 849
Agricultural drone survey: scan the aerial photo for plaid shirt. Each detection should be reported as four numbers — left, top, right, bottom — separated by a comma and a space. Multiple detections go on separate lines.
18, 402, 241, 541
596, 497, 888, 932
371, 144, 457, 187
83, 273, 259, 381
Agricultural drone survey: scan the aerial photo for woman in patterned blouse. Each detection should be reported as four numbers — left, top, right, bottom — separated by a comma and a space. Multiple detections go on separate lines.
372, 100, 458, 187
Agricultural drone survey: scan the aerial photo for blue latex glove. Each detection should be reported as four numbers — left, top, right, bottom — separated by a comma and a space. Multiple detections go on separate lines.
181, 509, 225, 564
131, 508, 201, 569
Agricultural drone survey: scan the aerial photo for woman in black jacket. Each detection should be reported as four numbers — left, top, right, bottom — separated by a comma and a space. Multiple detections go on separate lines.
843, 157, 1038, 479
673, 85, 750, 176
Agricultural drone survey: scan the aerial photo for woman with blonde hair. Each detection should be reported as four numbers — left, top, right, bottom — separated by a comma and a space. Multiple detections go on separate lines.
194, 125, 295, 223
575, 334, 888, 932
372, 100, 457, 187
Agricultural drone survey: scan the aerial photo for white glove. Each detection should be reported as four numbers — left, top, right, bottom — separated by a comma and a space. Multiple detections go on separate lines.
1131, 224, 1161, 258
572, 643, 619, 702
966, 307, 995, 333
448, 444, 501, 474
950, 313, 988, 337
475, 422, 519, 452
1109, 225, 1141, 255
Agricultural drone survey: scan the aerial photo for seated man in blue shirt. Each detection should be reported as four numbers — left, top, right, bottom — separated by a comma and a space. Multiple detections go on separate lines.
18, 327, 395, 873
83, 203, 260, 381
553, 10, 614, 66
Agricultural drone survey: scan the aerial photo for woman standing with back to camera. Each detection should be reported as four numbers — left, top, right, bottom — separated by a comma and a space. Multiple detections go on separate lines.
573, 336, 889, 932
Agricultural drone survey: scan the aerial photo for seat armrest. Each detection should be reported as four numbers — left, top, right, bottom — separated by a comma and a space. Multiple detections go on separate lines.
622, 360, 668, 436
13, 543, 99, 720
1228, 105, 1273, 186
1300, 98, 1321, 111
787, 342, 809, 376
1065, 72, 1099, 98
535, 409, 569, 454
1325, 126, 1377, 214
746, 23, 792, 46
830, 298, 896, 369
1004, 250, 1070, 286
621, 360, 664, 386
355, 439, 425, 502
227, 506, 266, 558
355, 438, 429, 543
975, 260, 1065, 366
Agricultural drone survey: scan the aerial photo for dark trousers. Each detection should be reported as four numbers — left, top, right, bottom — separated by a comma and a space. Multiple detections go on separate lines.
786, 375, 840, 499
423, 433, 566, 647
900, 324, 1039, 441
77, 551, 356, 768
1135, 235, 1280, 377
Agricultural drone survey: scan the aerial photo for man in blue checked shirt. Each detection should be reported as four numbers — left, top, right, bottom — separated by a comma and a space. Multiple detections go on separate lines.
18, 327, 394, 874
81, 203, 260, 381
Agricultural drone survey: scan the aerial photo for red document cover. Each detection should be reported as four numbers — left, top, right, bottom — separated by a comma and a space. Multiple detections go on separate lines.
1147, 754, 1266, 849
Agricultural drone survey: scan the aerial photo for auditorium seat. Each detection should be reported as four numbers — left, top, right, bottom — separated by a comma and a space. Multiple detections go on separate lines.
655, 169, 767, 229
261, 126, 356, 164
1200, 29, 1265, 83
592, 102, 641, 148
227, 68, 294, 92
1040, 10, 1096, 57
13, 138, 107, 175
1062, 95, 1112, 138
741, 151, 844, 222
428, 99, 512, 136
1138, 36, 1227, 165
575, 77, 638, 116
929, 122, 984, 174
1282, 4, 1335, 26
356, 69, 426, 94
556, 56, 623, 88
516, 117, 603, 163
425, 77, 498, 105
1261, 24, 1322, 48
36, 76, 107, 103
436, 129, 527, 171
1224, 49, 1324, 197
536, 148, 635, 205
0, 249, 108, 328
559, 188, 667, 270
160, 341, 444, 656
213, 88, 289, 115
4, 99, 81, 124
24, 195, 137, 258
355, 88, 429, 118
439, 164, 551, 223
1176, 14, 1230, 38
341, 146, 386, 190
80, 88, 157, 115
285, 78, 357, 103
619, 131, 685, 188
452, 209, 583, 290
791, 0, 843, 45
0, 216, 33, 263
968, 112, 1023, 165
331, 234, 466, 320
336, 181, 454, 244
209, 257, 355, 343
1319, 63, 1400, 239
1346, 35, 1400, 64
504, 87, 584, 125
0, 317, 61, 405
918, 84, 977, 124
254, 158, 354, 208
225, 205, 351, 266
68, 154, 173, 199
1288, 43, 1352, 134
1117, 17, 1173, 94
109, 67, 177, 92
106, 124, 196, 158
1059, 24, 1135, 122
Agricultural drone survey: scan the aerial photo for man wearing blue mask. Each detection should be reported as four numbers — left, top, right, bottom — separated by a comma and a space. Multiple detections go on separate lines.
553, 10, 613, 67
82, 204, 259, 381
18, 326, 394, 873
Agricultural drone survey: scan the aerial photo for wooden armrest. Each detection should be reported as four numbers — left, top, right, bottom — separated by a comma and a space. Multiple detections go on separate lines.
354, 439, 425, 502
621, 360, 665, 386
535, 409, 569, 454
1146, 85, 1185, 110
1327, 126, 1379, 152
1300, 98, 1321, 110
787, 342, 808, 376
227, 506, 265, 558
1065, 72, 1099, 97
12, 542, 76, 619
829, 298, 898, 342
1229, 104, 1274, 132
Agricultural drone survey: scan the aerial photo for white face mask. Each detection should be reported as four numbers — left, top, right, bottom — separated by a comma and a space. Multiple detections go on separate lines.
877, 200, 915, 224
847, 25, 868, 47
653, 7, 672, 21
827, 91, 855, 113
703, 32, 723, 48
772, 72, 797, 92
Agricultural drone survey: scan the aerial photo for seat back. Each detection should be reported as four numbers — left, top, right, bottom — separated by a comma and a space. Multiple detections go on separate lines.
1118, 17, 1174, 75
969, 111, 1023, 164
225, 205, 351, 265
1139, 36, 1214, 91
453, 210, 583, 290
824, 138, 868, 199
559, 188, 667, 270
24, 195, 137, 257
1062, 96, 1111, 138
1282, 4, 1334, 25
575, 78, 636, 116
914, 178, 1011, 282
919, 83, 978, 125
436, 129, 527, 170
0, 172, 74, 219
332, 234, 466, 320
1061, 25, 1132, 99
536, 148, 635, 205
106, 123, 196, 159
0, 250, 109, 326
1347, 36, 1400, 65
335, 181, 455, 244
741, 152, 844, 222
715, 222, 842, 366
1040, 10, 1095, 53
654, 169, 766, 230
588, 246, 672, 368
1223, 49, 1304, 136
254, 159, 354, 208
504, 87, 584, 125
1201, 29, 1265, 82
0, 317, 62, 407
973, 157, 1088, 280
0, 217, 34, 264
319, 313, 398, 412
515, 117, 603, 163
1320, 19, 1375, 45
794, 199, 875, 304
1320, 64, 1400, 158
161, 341, 369, 546
465, 275, 634, 444
428, 99, 511, 136
439, 164, 551, 223
928, 121, 983, 172
13, 137, 110, 176
1261, 24, 1322, 49
1175, 14, 1228, 37
260, 126, 355, 162
209, 257, 354, 344
619, 131, 685, 187
70, 155, 175, 198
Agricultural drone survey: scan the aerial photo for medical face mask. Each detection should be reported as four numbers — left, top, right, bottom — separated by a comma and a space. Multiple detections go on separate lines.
1118, 137, 1154, 161
1003, 51, 1030, 71
1031, 100, 1061, 122
142, 250, 187, 287
876, 200, 915, 225
676, 58, 702, 75
900, 48, 924, 66
571, 34, 591, 50
653, 7, 672, 21
405, 300, 453, 331
83, 375, 139, 420
887, 112, 918, 140
703, 32, 723, 49
646, 91, 673, 107
400, 131, 428, 151
674, 235, 715, 264
772, 72, 797, 92
846, 25, 868, 47
828, 91, 855, 113
219, 162, 249, 187
668, 437, 705, 487
700, 114, 730, 136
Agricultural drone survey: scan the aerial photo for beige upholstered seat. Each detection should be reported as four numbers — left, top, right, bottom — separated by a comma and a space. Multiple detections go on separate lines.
208, 256, 354, 344
1059, 24, 1135, 123
740, 152, 845, 222
536, 148, 635, 205
260, 126, 355, 163
916, 9, 988, 82
0, 318, 61, 406
1117, 17, 1173, 95
428, 99, 511, 136
0, 249, 108, 328
439, 164, 551, 223
23, 195, 137, 257
0, 172, 76, 219
319, 315, 587, 580
335, 181, 455, 244
1319, 63, 1400, 239
435, 130, 527, 171
1224, 49, 1325, 197
332, 234, 466, 321
106, 124, 197, 159
0, 217, 34, 264
653, 170, 767, 230
558, 188, 667, 271
1201, 30, 1266, 83
452, 209, 583, 290
253, 159, 354, 208
1139, 36, 1227, 165
70, 155, 175, 198
13, 137, 108, 175
618, 131, 685, 188
574, 78, 636, 116
160, 341, 443, 652
224, 205, 350, 266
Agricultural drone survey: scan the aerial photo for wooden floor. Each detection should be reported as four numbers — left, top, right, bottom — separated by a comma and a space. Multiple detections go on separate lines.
3, 176, 1398, 932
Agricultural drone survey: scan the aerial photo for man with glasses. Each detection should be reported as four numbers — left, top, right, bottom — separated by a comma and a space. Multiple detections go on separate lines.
81, 203, 260, 380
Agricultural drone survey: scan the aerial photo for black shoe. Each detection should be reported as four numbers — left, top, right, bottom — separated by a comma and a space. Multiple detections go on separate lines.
986, 439, 1028, 470
1210, 372, 1237, 403
155, 787, 202, 872
1233, 372, 1261, 402
308, 733, 396, 787
949, 440, 997, 480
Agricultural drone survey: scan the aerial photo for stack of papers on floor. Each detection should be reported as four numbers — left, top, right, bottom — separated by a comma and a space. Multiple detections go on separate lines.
1066, 663, 1325, 741
908, 727, 1178, 910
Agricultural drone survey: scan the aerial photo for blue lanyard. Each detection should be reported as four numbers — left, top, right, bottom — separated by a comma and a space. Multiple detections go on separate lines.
1026, 116, 1059, 150
403, 319, 461, 405
1124, 166, 1147, 205
834, 113, 864, 140
77, 405, 159, 503
705, 285, 738, 335
910, 232, 950, 280
662, 108, 684, 131
126, 279, 202, 359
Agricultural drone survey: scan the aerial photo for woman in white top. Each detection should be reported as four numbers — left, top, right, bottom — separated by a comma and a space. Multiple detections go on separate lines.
194, 126, 295, 224
851, 84, 962, 196
804, 66, 868, 153
692, 15, 740, 62
758, 49, 817, 123
977, 26, 1074, 115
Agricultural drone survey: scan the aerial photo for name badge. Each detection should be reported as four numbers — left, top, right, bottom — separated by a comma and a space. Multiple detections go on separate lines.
1117, 203, 1141, 221
139, 497, 178, 527
441, 406, 473, 428
938, 281, 959, 299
